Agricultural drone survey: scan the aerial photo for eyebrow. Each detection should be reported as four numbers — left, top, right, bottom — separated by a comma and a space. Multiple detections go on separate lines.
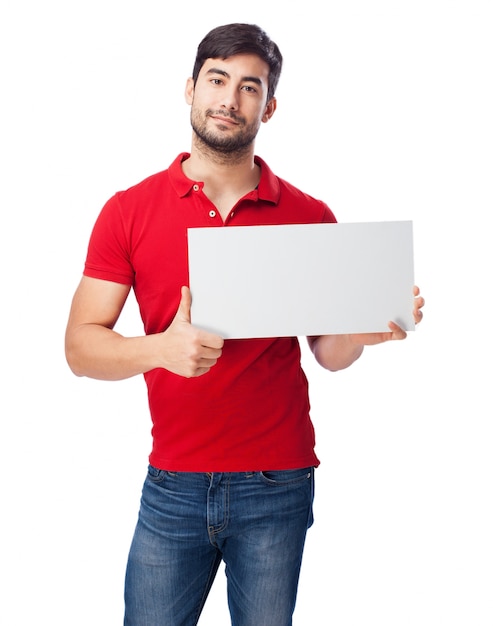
205, 67, 263, 87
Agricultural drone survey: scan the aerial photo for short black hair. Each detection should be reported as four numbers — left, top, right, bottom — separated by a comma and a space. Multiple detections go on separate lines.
192, 23, 283, 101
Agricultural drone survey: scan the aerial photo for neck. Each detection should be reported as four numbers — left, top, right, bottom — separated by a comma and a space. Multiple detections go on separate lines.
182, 135, 261, 220
193, 132, 255, 166
183, 135, 259, 188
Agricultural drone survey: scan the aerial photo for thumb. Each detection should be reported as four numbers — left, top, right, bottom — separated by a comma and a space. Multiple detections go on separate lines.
177, 285, 192, 323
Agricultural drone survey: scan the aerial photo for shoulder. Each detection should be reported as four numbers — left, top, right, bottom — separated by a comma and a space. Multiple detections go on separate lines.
115, 152, 189, 204
116, 169, 169, 204
256, 156, 337, 223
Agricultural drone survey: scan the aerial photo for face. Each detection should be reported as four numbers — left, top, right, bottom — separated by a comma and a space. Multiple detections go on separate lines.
185, 54, 277, 154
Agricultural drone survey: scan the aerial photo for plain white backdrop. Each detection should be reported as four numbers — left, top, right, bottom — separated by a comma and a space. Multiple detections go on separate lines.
1, 1, 492, 624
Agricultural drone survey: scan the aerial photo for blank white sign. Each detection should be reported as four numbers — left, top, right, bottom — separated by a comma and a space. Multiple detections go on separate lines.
188, 221, 415, 339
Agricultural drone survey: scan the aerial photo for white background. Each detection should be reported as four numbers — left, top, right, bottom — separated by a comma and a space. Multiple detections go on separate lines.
1, 1, 492, 624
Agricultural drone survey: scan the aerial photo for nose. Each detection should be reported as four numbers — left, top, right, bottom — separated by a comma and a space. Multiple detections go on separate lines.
220, 85, 239, 111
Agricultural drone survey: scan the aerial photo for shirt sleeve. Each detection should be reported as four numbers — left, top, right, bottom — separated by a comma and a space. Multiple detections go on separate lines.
83, 193, 135, 285
321, 202, 338, 224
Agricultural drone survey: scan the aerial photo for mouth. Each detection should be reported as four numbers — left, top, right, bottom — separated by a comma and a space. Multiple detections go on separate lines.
208, 112, 241, 126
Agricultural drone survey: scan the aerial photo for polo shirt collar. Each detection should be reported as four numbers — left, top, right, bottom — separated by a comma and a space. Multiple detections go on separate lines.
168, 152, 280, 204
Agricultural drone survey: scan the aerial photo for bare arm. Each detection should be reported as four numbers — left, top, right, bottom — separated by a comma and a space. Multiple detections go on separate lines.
65, 277, 224, 380
307, 285, 425, 371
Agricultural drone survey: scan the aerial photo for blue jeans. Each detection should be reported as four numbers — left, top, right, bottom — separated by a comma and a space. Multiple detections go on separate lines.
124, 466, 315, 626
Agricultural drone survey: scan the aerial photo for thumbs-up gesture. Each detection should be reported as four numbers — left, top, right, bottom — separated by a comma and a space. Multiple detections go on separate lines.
159, 286, 224, 378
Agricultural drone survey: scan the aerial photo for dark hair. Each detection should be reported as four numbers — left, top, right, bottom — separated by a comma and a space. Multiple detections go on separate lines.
192, 23, 283, 101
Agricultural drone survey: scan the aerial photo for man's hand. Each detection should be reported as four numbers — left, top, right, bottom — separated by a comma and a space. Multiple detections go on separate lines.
308, 285, 425, 371
159, 286, 224, 378
349, 285, 425, 347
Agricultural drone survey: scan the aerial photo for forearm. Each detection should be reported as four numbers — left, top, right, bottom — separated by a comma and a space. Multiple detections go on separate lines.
307, 334, 364, 371
66, 291, 224, 381
65, 324, 160, 381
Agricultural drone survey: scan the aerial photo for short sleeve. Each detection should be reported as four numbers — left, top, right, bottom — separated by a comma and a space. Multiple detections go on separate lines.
83, 193, 135, 285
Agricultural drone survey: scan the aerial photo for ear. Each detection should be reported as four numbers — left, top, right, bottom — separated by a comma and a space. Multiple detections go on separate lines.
262, 97, 277, 123
185, 77, 194, 105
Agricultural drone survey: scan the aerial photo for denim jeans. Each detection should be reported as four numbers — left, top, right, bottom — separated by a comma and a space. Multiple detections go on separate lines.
124, 466, 315, 626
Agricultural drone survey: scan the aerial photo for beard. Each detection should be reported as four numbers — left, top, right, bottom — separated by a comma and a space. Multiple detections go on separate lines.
190, 107, 261, 155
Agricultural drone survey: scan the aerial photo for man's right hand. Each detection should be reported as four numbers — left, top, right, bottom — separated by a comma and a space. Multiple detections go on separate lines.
159, 286, 224, 378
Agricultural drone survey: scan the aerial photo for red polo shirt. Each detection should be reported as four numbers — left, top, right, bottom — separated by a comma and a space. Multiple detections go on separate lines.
84, 153, 336, 471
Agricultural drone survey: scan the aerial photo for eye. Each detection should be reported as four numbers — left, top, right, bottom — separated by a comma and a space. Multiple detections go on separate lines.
211, 78, 223, 85
242, 85, 258, 94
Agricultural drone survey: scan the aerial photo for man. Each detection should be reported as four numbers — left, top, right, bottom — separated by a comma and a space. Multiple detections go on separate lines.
65, 23, 424, 626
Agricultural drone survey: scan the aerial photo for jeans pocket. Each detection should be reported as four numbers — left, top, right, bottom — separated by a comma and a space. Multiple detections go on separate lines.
147, 464, 166, 483
259, 467, 313, 486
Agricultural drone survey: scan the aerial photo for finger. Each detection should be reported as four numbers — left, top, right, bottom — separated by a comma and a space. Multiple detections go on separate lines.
199, 355, 220, 368
414, 306, 424, 324
177, 285, 192, 322
194, 366, 214, 377
196, 328, 225, 351
200, 344, 223, 359
388, 321, 407, 340
193, 355, 222, 376
413, 295, 425, 324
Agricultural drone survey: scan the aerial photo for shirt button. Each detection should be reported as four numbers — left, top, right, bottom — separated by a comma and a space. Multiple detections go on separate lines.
209, 210, 216, 218
230, 211, 235, 217
193, 184, 200, 192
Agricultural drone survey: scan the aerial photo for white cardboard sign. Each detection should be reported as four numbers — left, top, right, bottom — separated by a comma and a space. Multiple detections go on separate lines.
188, 221, 415, 339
